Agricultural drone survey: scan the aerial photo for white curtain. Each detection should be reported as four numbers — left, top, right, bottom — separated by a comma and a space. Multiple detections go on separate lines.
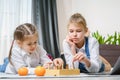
0, 0, 32, 64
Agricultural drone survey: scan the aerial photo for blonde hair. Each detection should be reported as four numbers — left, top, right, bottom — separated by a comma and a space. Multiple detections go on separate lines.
68, 13, 88, 31
9, 23, 38, 65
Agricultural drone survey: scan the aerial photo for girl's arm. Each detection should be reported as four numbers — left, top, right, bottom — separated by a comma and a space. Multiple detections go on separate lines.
85, 37, 102, 72
62, 39, 74, 66
37, 45, 52, 67
66, 35, 76, 55
38, 45, 63, 69
10, 49, 30, 74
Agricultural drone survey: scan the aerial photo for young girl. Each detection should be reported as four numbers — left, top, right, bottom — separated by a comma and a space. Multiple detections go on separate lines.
5, 23, 63, 74
63, 13, 104, 73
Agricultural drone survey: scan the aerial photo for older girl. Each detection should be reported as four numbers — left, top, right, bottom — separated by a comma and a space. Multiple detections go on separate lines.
63, 13, 104, 73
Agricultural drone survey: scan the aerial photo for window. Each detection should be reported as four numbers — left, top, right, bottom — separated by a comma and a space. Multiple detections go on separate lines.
0, 0, 32, 64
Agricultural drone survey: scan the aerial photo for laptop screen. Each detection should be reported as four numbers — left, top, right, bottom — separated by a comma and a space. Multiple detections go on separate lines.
110, 56, 120, 75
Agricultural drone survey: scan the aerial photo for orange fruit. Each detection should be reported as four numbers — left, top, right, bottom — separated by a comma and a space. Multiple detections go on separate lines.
18, 67, 28, 76
34, 66, 46, 76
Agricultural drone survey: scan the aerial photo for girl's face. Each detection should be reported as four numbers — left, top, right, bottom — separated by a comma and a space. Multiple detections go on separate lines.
68, 23, 86, 44
20, 33, 38, 53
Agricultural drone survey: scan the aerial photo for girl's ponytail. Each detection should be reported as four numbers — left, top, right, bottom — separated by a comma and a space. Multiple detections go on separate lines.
8, 40, 14, 65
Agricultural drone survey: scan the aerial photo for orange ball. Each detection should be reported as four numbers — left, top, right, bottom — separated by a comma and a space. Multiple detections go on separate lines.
18, 67, 28, 76
34, 66, 46, 76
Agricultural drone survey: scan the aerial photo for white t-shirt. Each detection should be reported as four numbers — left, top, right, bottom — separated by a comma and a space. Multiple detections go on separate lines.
62, 36, 102, 72
5, 41, 51, 74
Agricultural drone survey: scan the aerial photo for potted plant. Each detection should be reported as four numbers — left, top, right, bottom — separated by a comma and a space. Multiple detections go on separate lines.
92, 31, 120, 67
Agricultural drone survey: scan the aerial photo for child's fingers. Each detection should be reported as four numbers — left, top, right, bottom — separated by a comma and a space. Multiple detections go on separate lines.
53, 58, 63, 67
43, 61, 53, 69
78, 55, 85, 61
43, 64, 49, 69
73, 52, 85, 62
47, 61, 53, 65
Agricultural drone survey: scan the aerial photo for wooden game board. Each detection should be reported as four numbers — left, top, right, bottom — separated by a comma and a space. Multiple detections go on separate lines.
45, 69, 80, 76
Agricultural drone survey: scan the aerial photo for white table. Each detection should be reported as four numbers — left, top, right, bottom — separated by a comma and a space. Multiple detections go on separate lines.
0, 72, 120, 80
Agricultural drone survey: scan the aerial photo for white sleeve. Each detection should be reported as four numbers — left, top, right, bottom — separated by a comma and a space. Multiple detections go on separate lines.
37, 45, 52, 65
11, 49, 27, 72
8, 48, 35, 74
85, 37, 102, 72
62, 39, 74, 65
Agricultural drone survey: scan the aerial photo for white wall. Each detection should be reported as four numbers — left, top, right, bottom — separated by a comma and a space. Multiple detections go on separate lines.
56, 0, 72, 51
57, 0, 120, 51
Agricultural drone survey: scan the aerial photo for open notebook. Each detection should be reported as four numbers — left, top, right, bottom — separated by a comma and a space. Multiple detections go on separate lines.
87, 56, 120, 75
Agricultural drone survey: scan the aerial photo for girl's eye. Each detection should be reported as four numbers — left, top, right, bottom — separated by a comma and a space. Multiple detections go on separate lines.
76, 29, 82, 32
77, 30, 82, 32
34, 41, 37, 44
69, 30, 73, 33
28, 43, 32, 46
27, 41, 38, 46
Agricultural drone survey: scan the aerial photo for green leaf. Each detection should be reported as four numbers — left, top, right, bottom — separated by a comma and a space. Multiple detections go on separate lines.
92, 31, 120, 45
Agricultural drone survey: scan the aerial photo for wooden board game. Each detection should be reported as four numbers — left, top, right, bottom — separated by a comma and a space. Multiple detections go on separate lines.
45, 69, 80, 76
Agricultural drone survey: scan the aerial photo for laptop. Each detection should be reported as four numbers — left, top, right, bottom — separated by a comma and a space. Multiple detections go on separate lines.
87, 56, 120, 75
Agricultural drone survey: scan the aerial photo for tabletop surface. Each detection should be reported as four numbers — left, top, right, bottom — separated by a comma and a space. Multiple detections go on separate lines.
0, 72, 120, 80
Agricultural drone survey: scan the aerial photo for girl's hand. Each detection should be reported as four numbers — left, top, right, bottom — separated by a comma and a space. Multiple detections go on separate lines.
73, 52, 86, 62
53, 58, 63, 68
43, 61, 53, 69
66, 35, 75, 47
73, 52, 91, 67
66, 35, 76, 55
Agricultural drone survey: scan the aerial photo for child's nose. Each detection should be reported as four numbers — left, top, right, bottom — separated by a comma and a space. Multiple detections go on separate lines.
31, 44, 36, 48
73, 32, 77, 36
